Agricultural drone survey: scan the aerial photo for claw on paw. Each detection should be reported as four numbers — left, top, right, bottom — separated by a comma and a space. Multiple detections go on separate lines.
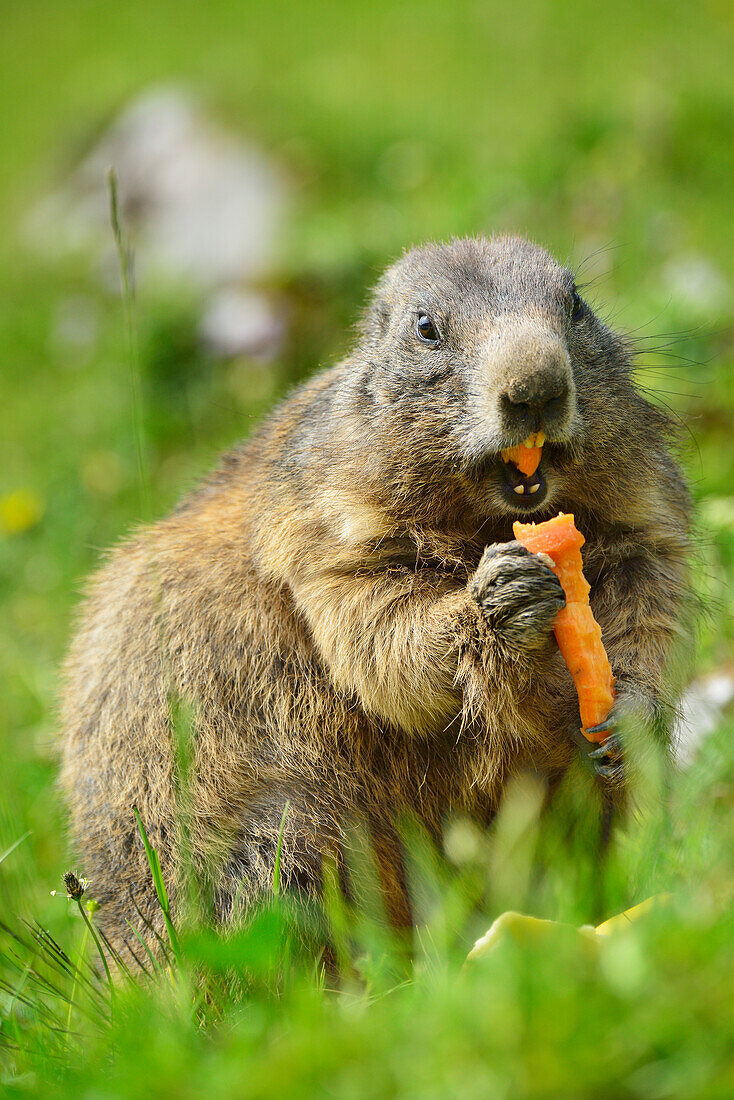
588, 733, 624, 781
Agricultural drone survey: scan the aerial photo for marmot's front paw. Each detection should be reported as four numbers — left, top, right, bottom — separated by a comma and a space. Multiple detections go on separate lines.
583, 687, 657, 786
588, 734, 624, 783
470, 540, 565, 652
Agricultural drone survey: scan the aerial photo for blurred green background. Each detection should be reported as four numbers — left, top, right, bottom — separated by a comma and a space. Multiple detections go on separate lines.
2, 1, 734, 1095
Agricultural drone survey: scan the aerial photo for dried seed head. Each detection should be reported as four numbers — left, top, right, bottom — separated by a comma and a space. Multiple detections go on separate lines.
62, 870, 88, 900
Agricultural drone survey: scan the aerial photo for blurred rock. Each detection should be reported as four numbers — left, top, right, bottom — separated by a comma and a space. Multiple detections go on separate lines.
660, 254, 729, 314
51, 296, 99, 360
199, 289, 284, 361
26, 85, 287, 293
674, 672, 734, 767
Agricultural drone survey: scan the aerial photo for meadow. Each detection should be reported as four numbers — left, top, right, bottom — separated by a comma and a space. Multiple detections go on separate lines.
1, 1, 734, 1095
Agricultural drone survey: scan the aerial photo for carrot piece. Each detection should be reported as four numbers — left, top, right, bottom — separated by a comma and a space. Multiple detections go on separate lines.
512, 513, 615, 741
501, 432, 545, 477
502, 444, 542, 477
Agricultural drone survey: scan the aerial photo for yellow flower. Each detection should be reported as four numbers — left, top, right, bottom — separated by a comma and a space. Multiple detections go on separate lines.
0, 489, 45, 535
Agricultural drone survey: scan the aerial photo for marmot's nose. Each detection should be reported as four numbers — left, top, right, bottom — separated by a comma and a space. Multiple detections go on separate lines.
499, 349, 572, 434
501, 374, 569, 423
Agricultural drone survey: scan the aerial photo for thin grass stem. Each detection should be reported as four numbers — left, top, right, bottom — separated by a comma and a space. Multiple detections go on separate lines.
107, 166, 150, 519
75, 900, 115, 1021
65, 920, 90, 1034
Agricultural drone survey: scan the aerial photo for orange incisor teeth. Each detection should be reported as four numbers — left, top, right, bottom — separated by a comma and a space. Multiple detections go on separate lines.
501, 431, 546, 477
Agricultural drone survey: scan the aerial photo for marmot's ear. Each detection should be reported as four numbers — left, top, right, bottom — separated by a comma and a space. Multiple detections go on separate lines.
360, 295, 390, 340
359, 271, 394, 340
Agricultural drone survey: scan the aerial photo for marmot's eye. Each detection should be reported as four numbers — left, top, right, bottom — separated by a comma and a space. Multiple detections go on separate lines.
570, 288, 585, 321
416, 313, 439, 345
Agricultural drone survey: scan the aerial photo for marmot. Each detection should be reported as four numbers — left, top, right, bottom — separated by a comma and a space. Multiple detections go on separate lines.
60, 236, 692, 952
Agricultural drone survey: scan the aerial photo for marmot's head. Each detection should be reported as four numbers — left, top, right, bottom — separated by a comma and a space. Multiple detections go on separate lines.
352, 236, 662, 526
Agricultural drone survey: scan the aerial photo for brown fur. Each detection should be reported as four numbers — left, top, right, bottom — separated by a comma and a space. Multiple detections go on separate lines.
59, 236, 693, 952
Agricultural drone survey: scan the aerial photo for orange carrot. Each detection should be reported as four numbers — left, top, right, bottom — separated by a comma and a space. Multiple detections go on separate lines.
513, 513, 615, 742
501, 431, 545, 477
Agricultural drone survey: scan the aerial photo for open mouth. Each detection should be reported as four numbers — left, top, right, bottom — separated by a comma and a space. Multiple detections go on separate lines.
499, 431, 549, 508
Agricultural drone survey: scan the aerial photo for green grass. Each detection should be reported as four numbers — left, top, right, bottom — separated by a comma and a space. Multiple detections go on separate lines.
1, 0, 734, 1095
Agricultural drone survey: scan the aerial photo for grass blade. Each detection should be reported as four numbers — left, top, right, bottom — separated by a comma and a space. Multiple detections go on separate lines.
133, 806, 181, 963
0, 831, 31, 866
